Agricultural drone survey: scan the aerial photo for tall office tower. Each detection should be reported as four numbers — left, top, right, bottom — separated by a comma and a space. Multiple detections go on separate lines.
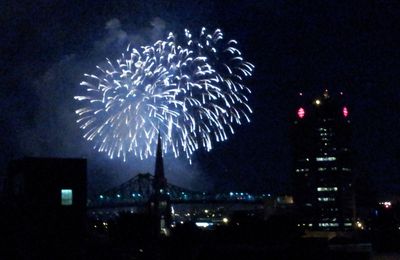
292, 90, 354, 231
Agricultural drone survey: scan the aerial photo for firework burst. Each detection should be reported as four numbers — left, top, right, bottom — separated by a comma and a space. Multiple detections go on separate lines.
75, 28, 254, 163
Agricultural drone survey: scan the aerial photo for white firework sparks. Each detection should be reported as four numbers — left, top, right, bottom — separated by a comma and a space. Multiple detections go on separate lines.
75, 28, 254, 163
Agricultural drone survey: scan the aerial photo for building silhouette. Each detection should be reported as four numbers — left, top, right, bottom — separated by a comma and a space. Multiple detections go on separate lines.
5, 157, 87, 258
148, 134, 172, 235
292, 90, 354, 231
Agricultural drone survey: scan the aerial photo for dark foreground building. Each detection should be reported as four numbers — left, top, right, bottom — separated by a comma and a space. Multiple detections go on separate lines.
292, 91, 354, 231
4, 157, 87, 258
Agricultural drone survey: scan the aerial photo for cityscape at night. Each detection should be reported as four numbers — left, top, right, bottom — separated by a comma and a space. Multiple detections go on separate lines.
1, 1, 400, 259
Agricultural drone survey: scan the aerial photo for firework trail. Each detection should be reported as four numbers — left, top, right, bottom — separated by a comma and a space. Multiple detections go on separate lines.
75, 28, 254, 163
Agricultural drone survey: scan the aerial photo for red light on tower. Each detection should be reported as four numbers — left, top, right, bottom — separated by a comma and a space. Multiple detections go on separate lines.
297, 107, 305, 119
343, 106, 349, 117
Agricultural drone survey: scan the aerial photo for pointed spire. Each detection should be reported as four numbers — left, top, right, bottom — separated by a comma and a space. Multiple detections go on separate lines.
154, 132, 166, 193
150, 132, 172, 236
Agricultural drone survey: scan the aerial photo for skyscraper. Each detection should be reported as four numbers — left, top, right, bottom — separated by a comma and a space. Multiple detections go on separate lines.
292, 90, 354, 231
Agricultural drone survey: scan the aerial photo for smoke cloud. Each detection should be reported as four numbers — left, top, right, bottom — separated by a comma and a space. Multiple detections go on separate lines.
16, 18, 210, 195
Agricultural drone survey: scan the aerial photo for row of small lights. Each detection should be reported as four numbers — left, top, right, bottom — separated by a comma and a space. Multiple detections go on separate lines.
229, 192, 271, 197
297, 221, 364, 229
99, 193, 143, 199
98, 192, 272, 200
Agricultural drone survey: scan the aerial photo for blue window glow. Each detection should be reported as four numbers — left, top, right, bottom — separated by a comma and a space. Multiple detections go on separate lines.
61, 189, 73, 206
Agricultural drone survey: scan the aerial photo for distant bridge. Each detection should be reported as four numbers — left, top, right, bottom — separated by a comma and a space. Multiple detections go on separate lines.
88, 173, 272, 209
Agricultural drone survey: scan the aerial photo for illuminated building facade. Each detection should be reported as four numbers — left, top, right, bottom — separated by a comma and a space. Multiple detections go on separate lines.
292, 91, 354, 231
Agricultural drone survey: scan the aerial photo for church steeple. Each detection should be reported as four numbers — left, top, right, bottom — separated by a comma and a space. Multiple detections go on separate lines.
149, 132, 171, 236
154, 133, 166, 194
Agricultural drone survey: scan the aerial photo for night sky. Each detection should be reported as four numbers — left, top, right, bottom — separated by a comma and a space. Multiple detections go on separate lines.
1, 0, 399, 197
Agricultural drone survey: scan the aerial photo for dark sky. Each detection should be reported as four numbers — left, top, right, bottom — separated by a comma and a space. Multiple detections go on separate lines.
1, 0, 399, 197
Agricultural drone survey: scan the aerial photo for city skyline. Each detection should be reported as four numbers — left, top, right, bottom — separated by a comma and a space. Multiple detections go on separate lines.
0, 1, 399, 198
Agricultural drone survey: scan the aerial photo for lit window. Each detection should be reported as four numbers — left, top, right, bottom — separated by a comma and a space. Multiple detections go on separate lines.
318, 167, 327, 171
317, 187, 338, 192
316, 157, 336, 162
61, 189, 73, 206
342, 168, 351, 172
322, 218, 337, 222
318, 223, 339, 227
318, 197, 335, 202
296, 168, 309, 172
